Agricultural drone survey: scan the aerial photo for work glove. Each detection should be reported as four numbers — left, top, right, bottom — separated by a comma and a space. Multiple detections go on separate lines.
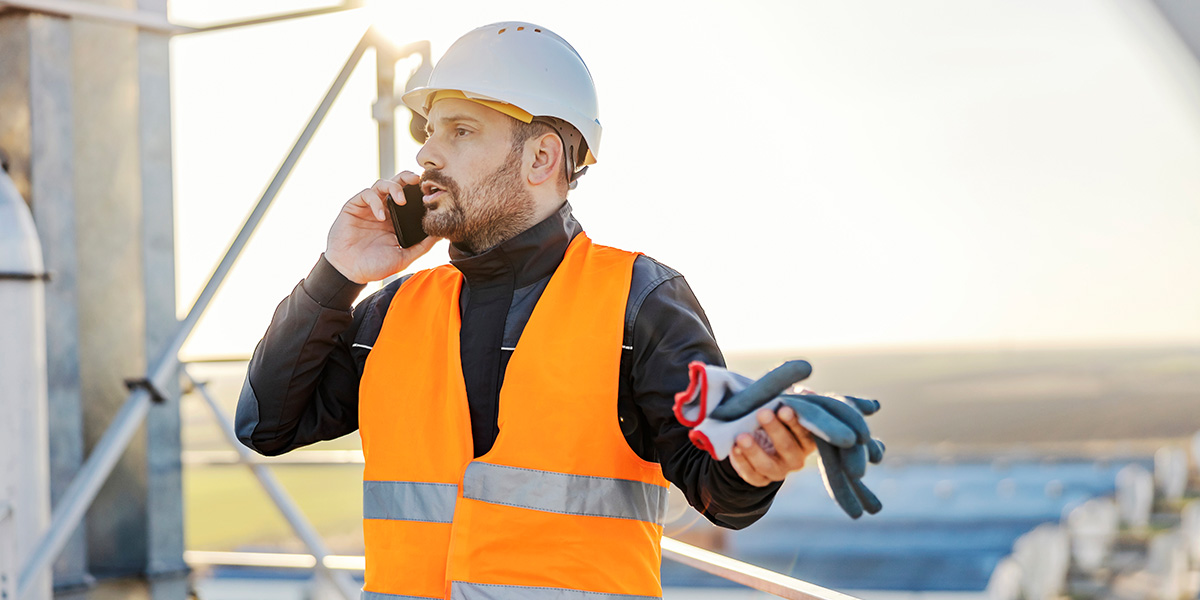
674, 360, 885, 519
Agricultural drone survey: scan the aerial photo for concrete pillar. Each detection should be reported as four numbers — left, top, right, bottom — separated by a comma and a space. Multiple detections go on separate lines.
0, 8, 92, 594
70, 1, 152, 580
69, 0, 183, 594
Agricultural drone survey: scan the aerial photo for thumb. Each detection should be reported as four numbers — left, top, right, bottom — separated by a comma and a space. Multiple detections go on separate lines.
402, 235, 441, 261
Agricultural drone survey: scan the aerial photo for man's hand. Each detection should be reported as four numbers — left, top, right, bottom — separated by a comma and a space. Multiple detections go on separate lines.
325, 171, 440, 284
729, 406, 817, 487
675, 361, 885, 518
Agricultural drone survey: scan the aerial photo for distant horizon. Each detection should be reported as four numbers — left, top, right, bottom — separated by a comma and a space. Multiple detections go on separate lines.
177, 336, 1200, 363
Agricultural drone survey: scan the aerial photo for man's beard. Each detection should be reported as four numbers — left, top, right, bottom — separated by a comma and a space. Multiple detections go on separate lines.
421, 146, 535, 254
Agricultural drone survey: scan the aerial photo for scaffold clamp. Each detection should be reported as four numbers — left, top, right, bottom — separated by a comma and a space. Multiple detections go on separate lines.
124, 377, 167, 404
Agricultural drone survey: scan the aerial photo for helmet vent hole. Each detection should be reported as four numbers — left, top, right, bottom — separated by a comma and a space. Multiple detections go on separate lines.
498, 28, 506, 34
517, 26, 525, 31
534, 28, 541, 33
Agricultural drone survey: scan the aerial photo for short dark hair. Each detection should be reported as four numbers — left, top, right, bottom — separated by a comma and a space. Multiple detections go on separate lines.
510, 120, 569, 195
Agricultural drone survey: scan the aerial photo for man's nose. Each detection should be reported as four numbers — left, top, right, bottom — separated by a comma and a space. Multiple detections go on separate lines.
416, 139, 442, 171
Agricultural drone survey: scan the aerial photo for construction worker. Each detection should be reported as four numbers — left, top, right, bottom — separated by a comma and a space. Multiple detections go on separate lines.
236, 22, 818, 599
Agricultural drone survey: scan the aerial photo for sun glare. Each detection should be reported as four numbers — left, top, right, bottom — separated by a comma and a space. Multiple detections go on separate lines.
364, 0, 422, 49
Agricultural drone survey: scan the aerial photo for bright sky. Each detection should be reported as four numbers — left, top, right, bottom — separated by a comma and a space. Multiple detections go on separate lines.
169, 0, 1200, 359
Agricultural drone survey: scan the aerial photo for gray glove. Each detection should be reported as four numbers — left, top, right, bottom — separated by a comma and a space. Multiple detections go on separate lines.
674, 360, 885, 519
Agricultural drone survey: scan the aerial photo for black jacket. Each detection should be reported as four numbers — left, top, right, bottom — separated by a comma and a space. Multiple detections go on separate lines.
235, 202, 780, 529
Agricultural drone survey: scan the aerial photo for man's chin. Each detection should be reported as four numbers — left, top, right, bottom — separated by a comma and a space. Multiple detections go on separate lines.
421, 212, 458, 241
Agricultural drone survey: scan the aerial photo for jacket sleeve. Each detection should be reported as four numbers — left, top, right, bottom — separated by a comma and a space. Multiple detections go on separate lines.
627, 261, 782, 530
235, 254, 370, 456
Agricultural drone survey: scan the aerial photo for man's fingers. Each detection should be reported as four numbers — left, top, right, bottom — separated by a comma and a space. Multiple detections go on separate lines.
768, 407, 817, 468
777, 405, 816, 450
391, 170, 421, 186
729, 445, 771, 487
736, 432, 786, 481
795, 430, 817, 458
756, 410, 806, 467
358, 179, 408, 220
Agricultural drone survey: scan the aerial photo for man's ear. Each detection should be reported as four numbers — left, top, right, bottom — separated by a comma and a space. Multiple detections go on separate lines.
527, 132, 564, 188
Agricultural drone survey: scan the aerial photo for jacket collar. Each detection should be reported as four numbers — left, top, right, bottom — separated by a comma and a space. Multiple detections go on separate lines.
449, 201, 583, 289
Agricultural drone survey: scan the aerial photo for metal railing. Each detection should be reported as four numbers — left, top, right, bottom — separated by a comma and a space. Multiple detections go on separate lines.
182, 545, 857, 600
13, 7, 861, 599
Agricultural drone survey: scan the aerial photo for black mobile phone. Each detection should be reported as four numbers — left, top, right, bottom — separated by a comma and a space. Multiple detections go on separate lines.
385, 184, 428, 248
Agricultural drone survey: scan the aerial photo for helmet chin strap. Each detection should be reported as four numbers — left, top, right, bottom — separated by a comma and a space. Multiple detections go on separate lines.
567, 166, 588, 191
532, 116, 589, 189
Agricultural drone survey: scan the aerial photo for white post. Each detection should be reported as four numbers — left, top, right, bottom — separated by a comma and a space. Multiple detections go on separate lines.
985, 556, 1022, 600
0, 170, 52, 599
1116, 464, 1155, 529
1011, 524, 1070, 600
1066, 497, 1119, 573
1155, 446, 1189, 502
1145, 531, 1188, 600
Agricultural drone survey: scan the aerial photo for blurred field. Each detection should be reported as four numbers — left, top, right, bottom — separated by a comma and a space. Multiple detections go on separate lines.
181, 344, 1200, 553
183, 464, 363, 552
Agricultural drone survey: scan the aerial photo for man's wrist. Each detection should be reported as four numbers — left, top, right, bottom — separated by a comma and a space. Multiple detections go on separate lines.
303, 254, 367, 310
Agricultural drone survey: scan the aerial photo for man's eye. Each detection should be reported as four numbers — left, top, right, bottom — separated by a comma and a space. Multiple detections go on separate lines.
455, 128, 469, 137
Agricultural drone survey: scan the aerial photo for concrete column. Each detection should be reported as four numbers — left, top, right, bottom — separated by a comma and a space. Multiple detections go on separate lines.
70, 0, 151, 580
0, 9, 93, 595
68, 0, 183, 596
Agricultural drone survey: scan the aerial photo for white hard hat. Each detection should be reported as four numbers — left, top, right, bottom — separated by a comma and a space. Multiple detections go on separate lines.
402, 22, 601, 177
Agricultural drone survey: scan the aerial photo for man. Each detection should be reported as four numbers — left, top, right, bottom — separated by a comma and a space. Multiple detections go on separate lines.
236, 22, 816, 599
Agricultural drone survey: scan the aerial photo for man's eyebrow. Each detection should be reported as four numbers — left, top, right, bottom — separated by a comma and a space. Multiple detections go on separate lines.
428, 114, 483, 134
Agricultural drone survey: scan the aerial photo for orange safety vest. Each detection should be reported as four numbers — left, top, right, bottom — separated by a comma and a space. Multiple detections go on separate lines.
359, 234, 670, 600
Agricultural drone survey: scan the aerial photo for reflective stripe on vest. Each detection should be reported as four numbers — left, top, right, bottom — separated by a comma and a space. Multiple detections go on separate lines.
462, 462, 668, 524
362, 592, 440, 600
449, 581, 661, 600
363, 481, 457, 523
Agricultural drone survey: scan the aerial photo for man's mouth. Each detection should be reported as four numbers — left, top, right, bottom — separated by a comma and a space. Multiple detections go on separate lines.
420, 180, 447, 204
